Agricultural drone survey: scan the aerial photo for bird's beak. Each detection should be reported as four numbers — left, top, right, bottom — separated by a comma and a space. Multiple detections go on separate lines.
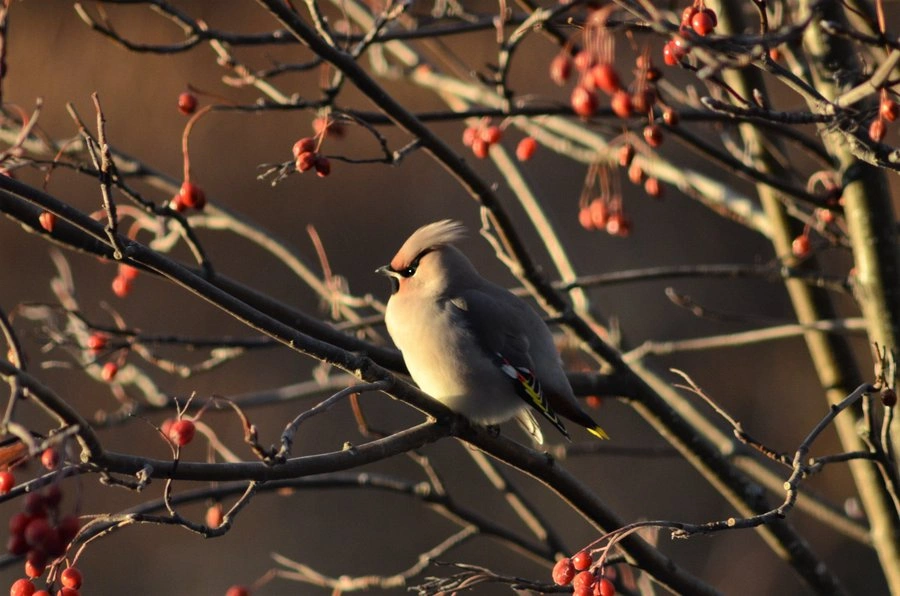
376, 265, 401, 294
375, 265, 399, 278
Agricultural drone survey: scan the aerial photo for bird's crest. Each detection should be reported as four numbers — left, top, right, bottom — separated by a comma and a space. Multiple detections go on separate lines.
391, 220, 466, 270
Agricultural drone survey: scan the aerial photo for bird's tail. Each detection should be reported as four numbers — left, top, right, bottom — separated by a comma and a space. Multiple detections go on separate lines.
586, 425, 610, 440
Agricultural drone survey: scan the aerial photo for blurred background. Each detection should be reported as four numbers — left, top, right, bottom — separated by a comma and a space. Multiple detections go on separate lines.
0, 1, 892, 594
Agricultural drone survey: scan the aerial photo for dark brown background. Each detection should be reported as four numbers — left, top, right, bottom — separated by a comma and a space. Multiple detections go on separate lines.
0, 1, 889, 594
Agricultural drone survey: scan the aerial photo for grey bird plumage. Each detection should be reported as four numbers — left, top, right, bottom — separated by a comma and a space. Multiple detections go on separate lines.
377, 220, 608, 443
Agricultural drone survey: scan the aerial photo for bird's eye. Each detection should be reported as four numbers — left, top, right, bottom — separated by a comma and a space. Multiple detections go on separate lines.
400, 266, 416, 277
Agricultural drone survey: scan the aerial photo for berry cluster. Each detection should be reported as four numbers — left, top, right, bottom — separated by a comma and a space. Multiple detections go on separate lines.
789, 173, 845, 259
663, 2, 718, 66
462, 121, 503, 159
5, 472, 83, 596
292, 116, 339, 178
551, 20, 665, 123
86, 328, 127, 382
292, 137, 330, 177
551, 551, 615, 596
577, 164, 632, 237
869, 90, 898, 142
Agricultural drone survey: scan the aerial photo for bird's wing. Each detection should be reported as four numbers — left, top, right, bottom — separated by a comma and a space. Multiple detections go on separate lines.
449, 290, 570, 439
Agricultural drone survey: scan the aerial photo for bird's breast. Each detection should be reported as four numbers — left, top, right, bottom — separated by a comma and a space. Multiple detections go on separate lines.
384, 297, 522, 423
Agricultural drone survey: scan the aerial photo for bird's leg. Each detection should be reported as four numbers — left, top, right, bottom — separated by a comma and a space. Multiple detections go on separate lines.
484, 424, 501, 438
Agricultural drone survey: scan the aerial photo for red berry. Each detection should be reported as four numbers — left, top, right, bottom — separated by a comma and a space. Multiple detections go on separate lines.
881, 97, 899, 122
691, 10, 715, 36
644, 177, 663, 197
628, 162, 645, 184
40, 449, 58, 471
815, 208, 835, 224
589, 199, 609, 228
57, 589, 79, 596
7, 534, 27, 556
643, 124, 663, 147
662, 107, 680, 126
10, 578, 35, 596
552, 557, 575, 586
606, 213, 631, 237
23, 493, 45, 517
769, 47, 781, 61
572, 550, 593, 571
571, 86, 598, 117
101, 362, 118, 382
550, 54, 572, 85
791, 234, 811, 257
516, 137, 537, 161
618, 144, 635, 167
471, 138, 490, 159
0, 471, 15, 494
23, 519, 51, 548
33, 591, 49, 596
179, 181, 206, 210
681, 6, 698, 27
591, 63, 620, 95
57, 516, 80, 545
291, 137, 316, 158
314, 156, 331, 178
111, 275, 132, 299
60, 568, 82, 590
206, 503, 224, 529
869, 119, 886, 142
295, 151, 317, 173
43, 485, 62, 509
23, 558, 43, 579
610, 91, 633, 118
169, 194, 187, 212
42, 528, 64, 558
177, 92, 197, 115
632, 89, 656, 114
573, 570, 596, 591
225, 587, 250, 596
462, 127, 477, 147
578, 207, 594, 231
117, 264, 139, 280
481, 126, 502, 145
573, 50, 595, 72
87, 333, 107, 353
10, 513, 31, 536
882, 388, 897, 407
38, 212, 56, 233
597, 577, 616, 596
168, 419, 196, 447
663, 41, 686, 66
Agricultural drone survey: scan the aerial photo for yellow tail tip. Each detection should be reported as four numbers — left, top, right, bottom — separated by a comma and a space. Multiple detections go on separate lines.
588, 426, 610, 440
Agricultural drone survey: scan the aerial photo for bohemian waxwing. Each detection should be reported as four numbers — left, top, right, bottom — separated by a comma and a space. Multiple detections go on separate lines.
377, 220, 608, 443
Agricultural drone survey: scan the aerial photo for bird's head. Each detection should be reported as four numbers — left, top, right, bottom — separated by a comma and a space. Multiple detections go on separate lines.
376, 220, 475, 296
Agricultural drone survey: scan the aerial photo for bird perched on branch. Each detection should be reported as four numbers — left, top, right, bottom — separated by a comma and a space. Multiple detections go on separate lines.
377, 220, 608, 444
